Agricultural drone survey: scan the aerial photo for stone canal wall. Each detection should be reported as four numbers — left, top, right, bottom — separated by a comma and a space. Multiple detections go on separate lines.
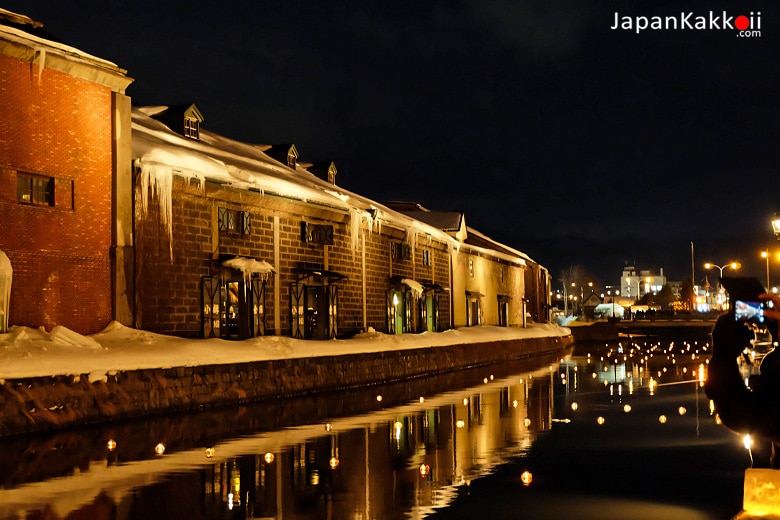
0, 334, 572, 437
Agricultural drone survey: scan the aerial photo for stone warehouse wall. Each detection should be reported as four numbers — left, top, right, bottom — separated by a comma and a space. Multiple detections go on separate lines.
134, 176, 453, 338
0, 335, 572, 437
0, 53, 115, 334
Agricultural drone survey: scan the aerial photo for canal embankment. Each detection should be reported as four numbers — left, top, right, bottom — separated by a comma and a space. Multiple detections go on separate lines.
568, 318, 716, 342
0, 322, 572, 437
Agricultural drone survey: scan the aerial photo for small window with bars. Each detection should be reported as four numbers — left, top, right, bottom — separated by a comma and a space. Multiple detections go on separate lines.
184, 117, 200, 140
17, 173, 54, 206
218, 207, 251, 234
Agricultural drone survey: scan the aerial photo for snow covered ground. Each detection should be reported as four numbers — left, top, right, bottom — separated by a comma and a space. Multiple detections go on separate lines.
0, 322, 570, 382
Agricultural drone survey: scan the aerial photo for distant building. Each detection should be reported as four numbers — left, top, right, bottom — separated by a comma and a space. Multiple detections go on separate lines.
621, 265, 666, 301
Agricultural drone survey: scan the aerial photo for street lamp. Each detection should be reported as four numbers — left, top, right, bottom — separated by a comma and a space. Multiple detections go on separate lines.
704, 261, 739, 309
772, 213, 780, 238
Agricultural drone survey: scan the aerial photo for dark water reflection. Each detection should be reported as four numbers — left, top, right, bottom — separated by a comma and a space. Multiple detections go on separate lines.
0, 336, 753, 519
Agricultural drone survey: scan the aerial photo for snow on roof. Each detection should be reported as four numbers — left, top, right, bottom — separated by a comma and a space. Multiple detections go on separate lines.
464, 227, 538, 267
0, 8, 125, 74
132, 107, 543, 271
132, 108, 459, 247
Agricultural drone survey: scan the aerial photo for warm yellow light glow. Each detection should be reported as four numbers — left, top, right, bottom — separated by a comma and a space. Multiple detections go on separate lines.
264, 452, 275, 464
329, 457, 340, 469
524, 418, 532, 427
678, 406, 687, 416
463, 398, 469, 406
483, 377, 489, 384
419, 397, 425, 403
205, 447, 215, 458
623, 404, 632, 413
512, 400, 518, 408
376, 395, 383, 402
154, 443, 165, 456
456, 420, 466, 428
596, 416, 605, 425
571, 402, 579, 411
744, 434, 753, 450
743, 468, 780, 516
658, 415, 667, 424
521, 470, 533, 486
419, 463, 431, 477
107, 439, 117, 451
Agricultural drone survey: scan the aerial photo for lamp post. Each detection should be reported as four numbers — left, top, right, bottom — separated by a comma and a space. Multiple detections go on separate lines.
704, 261, 739, 309
762, 250, 771, 289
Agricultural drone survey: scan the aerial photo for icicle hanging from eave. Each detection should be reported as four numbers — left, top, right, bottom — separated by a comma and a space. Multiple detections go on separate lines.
34, 47, 46, 86
349, 207, 361, 251
136, 159, 174, 261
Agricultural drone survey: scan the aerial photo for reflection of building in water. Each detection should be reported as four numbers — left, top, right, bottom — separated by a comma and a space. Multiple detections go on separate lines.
190, 371, 556, 519
0, 367, 559, 518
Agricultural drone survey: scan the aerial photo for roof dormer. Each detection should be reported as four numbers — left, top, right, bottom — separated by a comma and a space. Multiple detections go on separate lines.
267, 144, 298, 169
150, 103, 204, 141
308, 161, 338, 185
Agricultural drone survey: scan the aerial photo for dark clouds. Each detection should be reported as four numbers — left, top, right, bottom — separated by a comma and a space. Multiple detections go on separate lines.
6, 0, 779, 284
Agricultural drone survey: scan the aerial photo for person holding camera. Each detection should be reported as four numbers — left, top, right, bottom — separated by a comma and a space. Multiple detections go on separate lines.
706, 291, 780, 467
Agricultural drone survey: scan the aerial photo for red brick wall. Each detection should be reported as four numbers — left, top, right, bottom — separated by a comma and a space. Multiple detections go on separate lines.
0, 54, 114, 333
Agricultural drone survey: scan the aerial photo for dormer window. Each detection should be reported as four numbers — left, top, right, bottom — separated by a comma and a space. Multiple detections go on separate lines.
287, 144, 299, 168
184, 117, 199, 140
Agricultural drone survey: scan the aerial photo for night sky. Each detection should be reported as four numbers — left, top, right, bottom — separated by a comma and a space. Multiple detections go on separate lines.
6, 1, 779, 287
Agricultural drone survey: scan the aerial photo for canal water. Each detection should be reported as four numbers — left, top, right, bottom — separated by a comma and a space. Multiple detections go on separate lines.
0, 334, 754, 519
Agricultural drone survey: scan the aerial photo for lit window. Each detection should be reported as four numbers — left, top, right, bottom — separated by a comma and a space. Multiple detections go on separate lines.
17, 173, 54, 206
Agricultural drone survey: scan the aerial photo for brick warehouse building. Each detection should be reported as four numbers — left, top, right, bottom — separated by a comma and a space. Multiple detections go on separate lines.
131, 105, 548, 339
0, 9, 133, 333
0, 8, 550, 339
132, 105, 455, 339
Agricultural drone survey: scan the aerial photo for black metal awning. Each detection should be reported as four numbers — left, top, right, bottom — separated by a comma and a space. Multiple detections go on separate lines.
294, 267, 348, 283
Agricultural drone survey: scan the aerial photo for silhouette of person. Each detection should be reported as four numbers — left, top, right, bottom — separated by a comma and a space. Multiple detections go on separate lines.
705, 293, 780, 467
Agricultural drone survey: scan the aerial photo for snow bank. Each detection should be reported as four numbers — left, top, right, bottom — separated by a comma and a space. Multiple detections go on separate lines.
0, 322, 570, 380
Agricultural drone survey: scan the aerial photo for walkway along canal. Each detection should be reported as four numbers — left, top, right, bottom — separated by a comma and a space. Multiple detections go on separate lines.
0, 324, 572, 437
